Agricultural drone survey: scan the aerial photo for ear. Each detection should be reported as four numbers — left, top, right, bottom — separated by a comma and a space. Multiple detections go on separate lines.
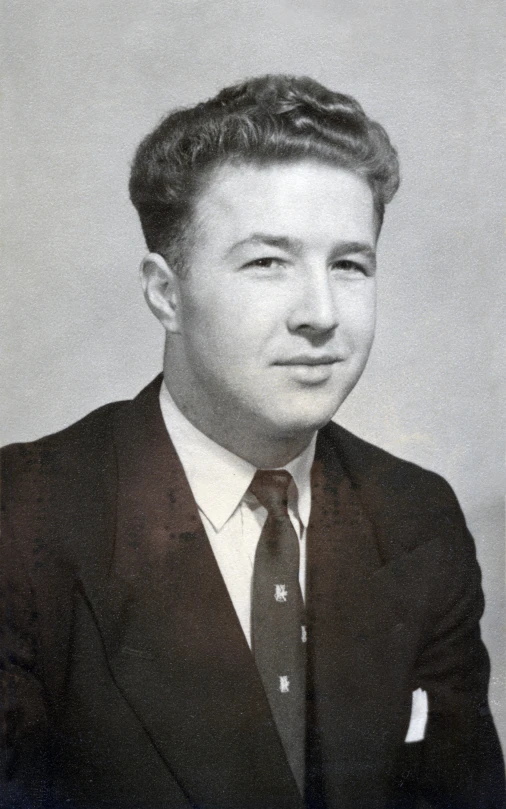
140, 253, 182, 334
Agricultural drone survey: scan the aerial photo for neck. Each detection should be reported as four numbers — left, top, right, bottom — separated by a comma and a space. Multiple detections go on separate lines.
163, 379, 315, 470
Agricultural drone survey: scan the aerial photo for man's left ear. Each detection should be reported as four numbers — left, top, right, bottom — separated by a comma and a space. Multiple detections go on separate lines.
140, 252, 182, 334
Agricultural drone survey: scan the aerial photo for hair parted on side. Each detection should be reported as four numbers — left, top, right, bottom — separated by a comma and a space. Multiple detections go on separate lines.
129, 74, 400, 273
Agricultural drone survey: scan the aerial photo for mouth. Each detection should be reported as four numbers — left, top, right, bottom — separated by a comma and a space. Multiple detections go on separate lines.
275, 355, 344, 367
273, 356, 344, 386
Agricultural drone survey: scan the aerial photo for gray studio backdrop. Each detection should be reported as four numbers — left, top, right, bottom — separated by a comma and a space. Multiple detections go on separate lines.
2, 0, 505, 749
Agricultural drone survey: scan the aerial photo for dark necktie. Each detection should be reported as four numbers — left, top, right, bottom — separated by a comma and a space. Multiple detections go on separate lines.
250, 470, 306, 796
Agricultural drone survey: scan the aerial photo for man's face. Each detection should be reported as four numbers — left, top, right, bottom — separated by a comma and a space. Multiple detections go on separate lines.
169, 159, 377, 446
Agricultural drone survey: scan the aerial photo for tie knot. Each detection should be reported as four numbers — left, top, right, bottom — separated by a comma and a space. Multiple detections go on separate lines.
250, 470, 293, 518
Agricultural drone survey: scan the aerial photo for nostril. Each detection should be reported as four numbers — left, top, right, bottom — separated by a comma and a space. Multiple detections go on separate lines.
295, 325, 337, 344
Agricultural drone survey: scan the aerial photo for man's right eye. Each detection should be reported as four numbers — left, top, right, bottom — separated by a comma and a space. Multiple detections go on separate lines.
243, 257, 284, 269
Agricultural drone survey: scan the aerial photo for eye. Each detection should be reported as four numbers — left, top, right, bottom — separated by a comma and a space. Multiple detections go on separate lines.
242, 256, 285, 270
331, 259, 369, 276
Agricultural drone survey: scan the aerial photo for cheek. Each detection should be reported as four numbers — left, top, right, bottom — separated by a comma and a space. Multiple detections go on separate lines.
181, 293, 255, 366
186, 285, 280, 345
341, 289, 376, 340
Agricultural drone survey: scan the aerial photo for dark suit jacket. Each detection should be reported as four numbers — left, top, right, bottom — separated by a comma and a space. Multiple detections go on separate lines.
1, 376, 505, 809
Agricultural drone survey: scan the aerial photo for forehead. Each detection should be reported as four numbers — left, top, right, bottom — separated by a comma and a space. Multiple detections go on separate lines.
192, 159, 376, 250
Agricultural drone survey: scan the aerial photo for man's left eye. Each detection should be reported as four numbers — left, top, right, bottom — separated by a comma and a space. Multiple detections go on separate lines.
332, 260, 366, 274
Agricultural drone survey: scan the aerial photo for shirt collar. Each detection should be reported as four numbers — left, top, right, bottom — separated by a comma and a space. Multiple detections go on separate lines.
159, 381, 316, 532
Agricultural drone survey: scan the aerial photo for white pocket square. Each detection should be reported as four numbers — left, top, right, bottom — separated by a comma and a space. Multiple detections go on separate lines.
405, 688, 428, 743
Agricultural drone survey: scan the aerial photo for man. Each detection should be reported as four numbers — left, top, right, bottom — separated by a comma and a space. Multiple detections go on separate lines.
1, 75, 504, 809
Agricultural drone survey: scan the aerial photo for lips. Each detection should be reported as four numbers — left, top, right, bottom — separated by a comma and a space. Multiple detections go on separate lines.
276, 355, 344, 366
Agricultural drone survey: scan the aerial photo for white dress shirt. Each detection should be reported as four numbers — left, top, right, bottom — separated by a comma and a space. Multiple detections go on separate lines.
159, 381, 316, 648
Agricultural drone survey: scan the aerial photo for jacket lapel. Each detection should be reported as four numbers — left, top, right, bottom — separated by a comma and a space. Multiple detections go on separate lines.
88, 378, 303, 809
306, 426, 409, 808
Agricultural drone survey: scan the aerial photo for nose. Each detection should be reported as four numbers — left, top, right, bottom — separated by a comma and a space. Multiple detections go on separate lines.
287, 265, 339, 335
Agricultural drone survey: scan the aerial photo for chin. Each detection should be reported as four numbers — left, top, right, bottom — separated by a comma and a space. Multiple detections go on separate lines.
268, 404, 341, 439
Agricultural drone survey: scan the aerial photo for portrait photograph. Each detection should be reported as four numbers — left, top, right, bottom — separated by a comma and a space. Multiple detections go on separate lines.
1, 1, 505, 807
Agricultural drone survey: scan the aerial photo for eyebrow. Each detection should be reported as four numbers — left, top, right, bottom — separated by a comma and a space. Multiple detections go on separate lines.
227, 233, 376, 267
226, 233, 304, 256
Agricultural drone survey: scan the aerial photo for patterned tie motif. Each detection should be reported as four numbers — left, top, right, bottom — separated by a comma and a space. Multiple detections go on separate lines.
250, 470, 306, 796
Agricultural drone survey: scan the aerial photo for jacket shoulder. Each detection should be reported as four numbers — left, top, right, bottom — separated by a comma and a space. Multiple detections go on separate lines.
1, 399, 131, 516
2, 375, 163, 479
3, 399, 123, 463
1, 374, 164, 533
321, 419, 458, 504
319, 421, 469, 562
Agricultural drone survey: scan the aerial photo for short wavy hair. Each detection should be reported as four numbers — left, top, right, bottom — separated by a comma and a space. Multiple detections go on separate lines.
129, 74, 400, 273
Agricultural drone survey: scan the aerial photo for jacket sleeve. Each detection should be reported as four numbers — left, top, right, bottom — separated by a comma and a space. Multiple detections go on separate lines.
1, 445, 52, 808
400, 481, 505, 809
